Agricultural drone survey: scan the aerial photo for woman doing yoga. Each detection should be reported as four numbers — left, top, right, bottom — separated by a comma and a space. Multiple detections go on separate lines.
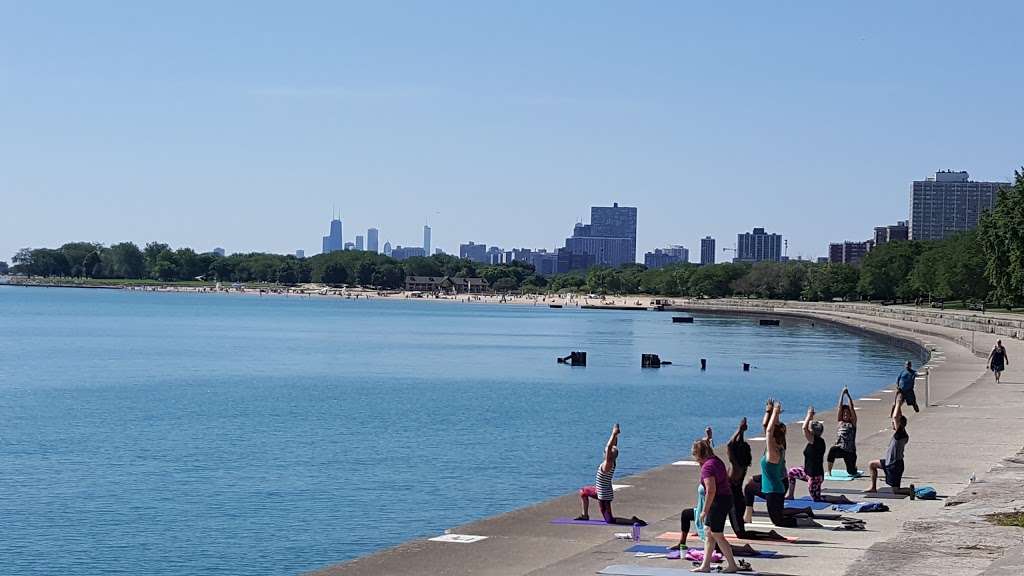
576, 423, 647, 525
743, 399, 798, 528
787, 406, 853, 504
827, 387, 859, 477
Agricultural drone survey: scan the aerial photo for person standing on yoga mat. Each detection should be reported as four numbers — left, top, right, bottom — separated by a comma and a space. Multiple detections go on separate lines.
867, 393, 915, 496
688, 438, 749, 573
575, 423, 646, 526
827, 388, 858, 477
988, 340, 1009, 383
743, 399, 798, 528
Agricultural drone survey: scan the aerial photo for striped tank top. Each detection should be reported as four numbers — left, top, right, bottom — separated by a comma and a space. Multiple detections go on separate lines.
596, 463, 616, 501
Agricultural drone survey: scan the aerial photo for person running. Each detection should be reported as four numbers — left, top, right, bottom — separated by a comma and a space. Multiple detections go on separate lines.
988, 340, 1009, 383
743, 400, 798, 528
867, 393, 915, 496
787, 406, 854, 504
896, 361, 920, 412
686, 438, 749, 573
576, 423, 646, 525
827, 387, 859, 477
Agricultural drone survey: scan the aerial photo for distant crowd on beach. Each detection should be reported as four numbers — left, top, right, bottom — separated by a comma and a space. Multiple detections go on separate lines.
574, 342, 1009, 573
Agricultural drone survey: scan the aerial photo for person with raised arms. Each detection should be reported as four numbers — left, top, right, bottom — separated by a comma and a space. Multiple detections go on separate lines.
867, 393, 915, 497
826, 387, 859, 477
575, 423, 646, 526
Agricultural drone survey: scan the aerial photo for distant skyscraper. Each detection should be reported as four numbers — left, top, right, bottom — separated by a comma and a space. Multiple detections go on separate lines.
460, 242, 488, 263
344, 242, 355, 251
367, 228, 379, 253
383, 241, 392, 257
560, 202, 637, 270
700, 236, 716, 265
295, 249, 305, 258
644, 245, 688, 269
213, 247, 226, 257
391, 246, 427, 260
874, 221, 909, 245
435, 248, 444, 255
736, 228, 783, 262
910, 171, 1009, 241
487, 246, 503, 264
322, 218, 343, 254
355, 235, 364, 251
423, 225, 431, 255
828, 241, 871, 265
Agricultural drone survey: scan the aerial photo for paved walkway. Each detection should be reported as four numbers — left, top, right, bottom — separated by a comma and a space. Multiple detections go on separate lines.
310, 306, 1024, 576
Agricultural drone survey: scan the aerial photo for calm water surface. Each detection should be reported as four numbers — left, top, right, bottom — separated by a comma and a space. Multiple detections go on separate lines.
0, 287, 914, 575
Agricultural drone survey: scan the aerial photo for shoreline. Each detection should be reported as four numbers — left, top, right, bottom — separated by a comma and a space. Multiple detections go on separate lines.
309, 303, 983, 569
309, 303, 1024, 569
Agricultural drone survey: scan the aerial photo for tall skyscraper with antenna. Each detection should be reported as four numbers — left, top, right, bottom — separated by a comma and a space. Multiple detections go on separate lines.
321, 210, 343, 254
423, 224, 431, 255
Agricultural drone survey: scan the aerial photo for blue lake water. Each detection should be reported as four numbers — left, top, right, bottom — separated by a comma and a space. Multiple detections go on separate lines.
0, 286, 914, 575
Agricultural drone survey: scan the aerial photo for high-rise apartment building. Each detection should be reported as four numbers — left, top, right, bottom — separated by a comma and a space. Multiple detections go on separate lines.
700, 236, 716, 265
391, 246, 426, 260
383, 241, 392, 257
735, 228, 783, 263
344, 242, 355, 251
873, 221, 909, 246
322, 218, 343, 254
910, 171, 1009, 240
213, 247, 226, 257
644, 245, 688, 269
355, 235, 364, 251
828, 241, 871, 265
367, 228, 379, 253
487, 246, 503, 265
423, 225, 432, 256
460, 242, 488, 263
295, 249, 305, 259
560, 202, 637, 270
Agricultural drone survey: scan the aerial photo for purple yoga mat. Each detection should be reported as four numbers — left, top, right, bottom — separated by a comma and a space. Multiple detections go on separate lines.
550, 517, 612, 526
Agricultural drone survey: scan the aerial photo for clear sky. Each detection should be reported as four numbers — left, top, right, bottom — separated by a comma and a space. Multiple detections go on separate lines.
2, 1, 1022, 262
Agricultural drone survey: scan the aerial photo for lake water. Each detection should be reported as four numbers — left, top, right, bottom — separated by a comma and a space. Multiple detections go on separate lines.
0, 287, 914, 575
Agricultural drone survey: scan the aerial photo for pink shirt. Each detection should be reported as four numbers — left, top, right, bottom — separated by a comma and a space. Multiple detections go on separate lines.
700, 456, 731, 496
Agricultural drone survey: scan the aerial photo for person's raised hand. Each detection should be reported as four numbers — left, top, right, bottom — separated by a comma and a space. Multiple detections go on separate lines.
612, 423, 620, 435
705, 426, 713, 440
739, 417, 748, 432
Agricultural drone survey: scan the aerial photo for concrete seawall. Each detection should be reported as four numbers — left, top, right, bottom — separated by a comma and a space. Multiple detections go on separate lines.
309, 303, 1024, 576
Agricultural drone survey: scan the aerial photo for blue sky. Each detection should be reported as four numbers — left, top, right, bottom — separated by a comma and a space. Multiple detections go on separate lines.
2, 1, 1022, 262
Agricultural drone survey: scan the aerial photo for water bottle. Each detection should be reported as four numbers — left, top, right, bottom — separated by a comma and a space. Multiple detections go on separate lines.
631, 522, 640, 542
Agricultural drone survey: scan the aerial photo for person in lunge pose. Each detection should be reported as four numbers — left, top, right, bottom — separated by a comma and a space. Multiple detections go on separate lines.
576, 423, 646, 525
896, 361, 920, 412
827, 387, 859, 477
988, 340, 1009, 383
787, 406, 855, 503
743, 399, 798, 528
867, 393, 915, 496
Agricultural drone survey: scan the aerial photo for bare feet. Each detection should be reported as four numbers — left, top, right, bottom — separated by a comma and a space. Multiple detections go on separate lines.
865, 487, 877, 493
574, 514, 589, 521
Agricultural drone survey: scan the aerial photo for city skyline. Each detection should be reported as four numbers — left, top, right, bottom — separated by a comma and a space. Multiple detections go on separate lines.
3, 3, 1023, 263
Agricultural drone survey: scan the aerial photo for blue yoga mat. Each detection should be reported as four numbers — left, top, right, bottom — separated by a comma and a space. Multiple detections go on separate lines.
825, 470, 865, 481
755, 496, 833, 510
625, 544, 779, 558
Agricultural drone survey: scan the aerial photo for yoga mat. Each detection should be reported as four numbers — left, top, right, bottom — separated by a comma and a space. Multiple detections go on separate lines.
598, 566, 695, 576
755, 496, 833, 510
664, 548, 779, 560
825, 470, 865, 481
550, 517, 610, 526
625, 545, 673, 554
656, 531, 799, 543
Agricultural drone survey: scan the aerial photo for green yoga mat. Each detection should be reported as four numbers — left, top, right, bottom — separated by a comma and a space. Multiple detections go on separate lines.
825, 470, 865, 481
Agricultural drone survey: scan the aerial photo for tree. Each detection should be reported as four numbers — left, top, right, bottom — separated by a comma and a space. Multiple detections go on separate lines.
81, 250, 103, 278
356, 261, 376, 286
979, 170, 1024, 307
857, 241, 921, 301
143, 242, 171, 274
370, 263, 404, 288
492, 277, 518, 292
105, 242, 146, 278
318, 261, 348, 285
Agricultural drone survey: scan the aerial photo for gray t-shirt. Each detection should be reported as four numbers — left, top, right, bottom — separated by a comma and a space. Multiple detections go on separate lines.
884, 430, 909, 463
836, 422, 857, 452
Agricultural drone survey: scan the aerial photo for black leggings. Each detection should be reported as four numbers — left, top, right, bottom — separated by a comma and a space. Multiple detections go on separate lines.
743, 476, 797, 528
827, 446, 858, 475
680, 507, 696, 536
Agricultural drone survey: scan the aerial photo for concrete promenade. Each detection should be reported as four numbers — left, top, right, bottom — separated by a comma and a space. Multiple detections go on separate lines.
310, 304, 1024, 576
